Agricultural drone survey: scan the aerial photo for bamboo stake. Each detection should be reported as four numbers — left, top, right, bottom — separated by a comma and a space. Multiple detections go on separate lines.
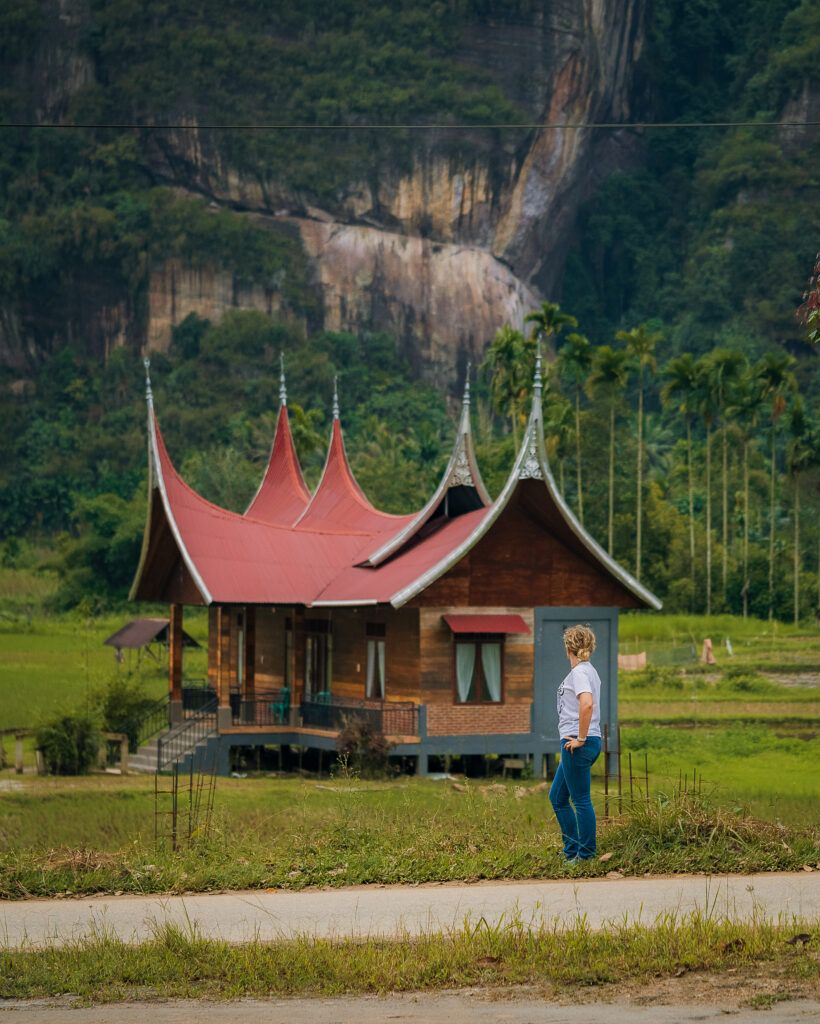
617, 726, 623, 815
628, 752, 634, 806
644, 752, 649, 802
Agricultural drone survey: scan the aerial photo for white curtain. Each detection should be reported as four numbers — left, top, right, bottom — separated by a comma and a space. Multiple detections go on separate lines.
377, 640, 385, 698
366, 640, 376, 698
367, 640, 386, 699
481, 642, 502, 702
456, 643, 476, 703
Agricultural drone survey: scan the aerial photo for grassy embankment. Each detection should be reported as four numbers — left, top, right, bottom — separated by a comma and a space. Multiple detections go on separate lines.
2, 914, 817, 1005
0, 778, 817, 899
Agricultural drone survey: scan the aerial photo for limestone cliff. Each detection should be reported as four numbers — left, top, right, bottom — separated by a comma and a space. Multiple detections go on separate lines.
3, 0, 647, 387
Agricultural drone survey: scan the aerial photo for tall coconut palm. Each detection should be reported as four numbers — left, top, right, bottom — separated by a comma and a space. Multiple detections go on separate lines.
661, 353, 699, 608
756, 351, 797, 620
558, 332, 593, 524
544, 393, 574, 496
703, 348, 747, 605
785, 397, 816, 625
694, 356, 719, 616
616, 324, 662, 583
525, 301, 578, 352
483, 325, 529, 448
588, 345, 629, 555
725, 369, 765, 619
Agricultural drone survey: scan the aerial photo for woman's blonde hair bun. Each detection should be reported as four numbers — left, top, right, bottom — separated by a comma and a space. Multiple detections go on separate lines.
563, 624, 596, 662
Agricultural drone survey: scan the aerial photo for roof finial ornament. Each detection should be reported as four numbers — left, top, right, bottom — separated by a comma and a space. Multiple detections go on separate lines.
279, 352, 287, 407
143, 356, 153, 403
332, 375, 340, 420
463, 360, 472, 408
533, 339, 543, 400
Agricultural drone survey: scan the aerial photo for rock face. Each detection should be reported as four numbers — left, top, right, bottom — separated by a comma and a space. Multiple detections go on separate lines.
4, 0, 647, 386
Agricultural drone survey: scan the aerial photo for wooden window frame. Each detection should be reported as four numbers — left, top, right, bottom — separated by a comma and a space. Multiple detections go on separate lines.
451, 633, 506, 705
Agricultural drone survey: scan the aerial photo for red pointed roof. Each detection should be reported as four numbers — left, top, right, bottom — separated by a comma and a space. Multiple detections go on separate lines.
245, 405, 311, 525
130, 360, 661, 611
294, 419, 415, 535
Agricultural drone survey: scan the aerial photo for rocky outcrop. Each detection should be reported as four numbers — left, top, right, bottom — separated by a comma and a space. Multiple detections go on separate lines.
4, 0, 647, 385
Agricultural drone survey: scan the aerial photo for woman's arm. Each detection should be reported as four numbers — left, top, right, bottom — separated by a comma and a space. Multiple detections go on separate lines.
564, 692, 593, 751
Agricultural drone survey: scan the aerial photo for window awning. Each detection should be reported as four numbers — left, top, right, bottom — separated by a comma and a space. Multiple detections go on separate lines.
442, 614, 531, 635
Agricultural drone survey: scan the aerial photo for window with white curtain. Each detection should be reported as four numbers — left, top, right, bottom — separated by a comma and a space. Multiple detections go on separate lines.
454, 636, 504, 703
365, 623, 386, 699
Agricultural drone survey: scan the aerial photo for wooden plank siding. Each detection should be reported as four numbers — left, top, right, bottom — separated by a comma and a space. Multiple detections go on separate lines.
418, 607, 534, 706
413, 483, 643, 609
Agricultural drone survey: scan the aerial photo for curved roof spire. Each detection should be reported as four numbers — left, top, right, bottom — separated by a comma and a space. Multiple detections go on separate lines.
363, 360, 491, 567
294, 378, 414, 534
244, 354, 311, 524
387, 357, 661, 609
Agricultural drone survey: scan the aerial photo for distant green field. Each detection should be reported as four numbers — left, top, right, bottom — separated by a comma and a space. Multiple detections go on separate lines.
0, 606, 209, 733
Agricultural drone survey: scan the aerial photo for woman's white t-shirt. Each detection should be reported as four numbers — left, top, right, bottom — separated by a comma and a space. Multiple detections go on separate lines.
557, 661, 602, 739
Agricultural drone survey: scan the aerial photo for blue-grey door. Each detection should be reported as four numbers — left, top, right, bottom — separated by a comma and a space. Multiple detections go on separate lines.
532, 607, 619, 757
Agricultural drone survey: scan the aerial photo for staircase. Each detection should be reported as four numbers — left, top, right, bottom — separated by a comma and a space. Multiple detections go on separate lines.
129, 698, 218, 774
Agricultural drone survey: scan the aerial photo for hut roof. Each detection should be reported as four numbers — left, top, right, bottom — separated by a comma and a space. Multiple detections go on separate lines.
103, 618, 200, 650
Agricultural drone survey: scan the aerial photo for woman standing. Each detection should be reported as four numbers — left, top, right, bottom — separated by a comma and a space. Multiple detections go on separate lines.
549, 624, 603, 861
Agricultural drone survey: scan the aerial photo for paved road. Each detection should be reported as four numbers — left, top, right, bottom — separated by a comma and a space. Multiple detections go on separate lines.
1, 872, 817, 947
1, 995, 818, 1024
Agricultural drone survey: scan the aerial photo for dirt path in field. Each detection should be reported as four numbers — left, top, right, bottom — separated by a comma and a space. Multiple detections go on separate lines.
620, 700, 820, 720
2, 991, 818, 1024
1, 872, 817, 949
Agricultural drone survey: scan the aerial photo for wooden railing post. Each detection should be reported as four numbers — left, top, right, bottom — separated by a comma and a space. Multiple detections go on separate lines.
169, 603, 184, 726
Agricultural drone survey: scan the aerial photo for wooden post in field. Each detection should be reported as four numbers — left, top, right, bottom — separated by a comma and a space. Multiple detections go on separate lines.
120, 734, 129, 775
644, 753, 649, 802
603, 723, 609, 818
241, 605, 256, 724
617, 725, 623, 815
15, 733, 24, 774
169, 603, 183, 725
628, 752, 634, 806
216, 606, 232, 731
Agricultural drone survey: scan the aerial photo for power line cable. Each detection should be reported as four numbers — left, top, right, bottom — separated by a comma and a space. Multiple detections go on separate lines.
2, 120, 819, 131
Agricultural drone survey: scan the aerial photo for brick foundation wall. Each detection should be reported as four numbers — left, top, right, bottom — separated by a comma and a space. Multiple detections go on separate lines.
426, 703, 531, 736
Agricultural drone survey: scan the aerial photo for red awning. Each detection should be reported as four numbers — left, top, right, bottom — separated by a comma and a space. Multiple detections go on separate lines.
442, 614, 531, 635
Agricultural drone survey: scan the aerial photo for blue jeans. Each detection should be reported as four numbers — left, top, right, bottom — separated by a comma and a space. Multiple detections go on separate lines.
549, 736, 602, 859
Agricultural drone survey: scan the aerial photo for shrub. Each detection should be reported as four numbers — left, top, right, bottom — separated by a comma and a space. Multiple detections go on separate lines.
36, 713, 100, 775
336, 715, 391, 778
99, 675, 159, 752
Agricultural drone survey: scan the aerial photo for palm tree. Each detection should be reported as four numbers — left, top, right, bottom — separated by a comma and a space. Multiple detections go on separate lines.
483, 325, 530, 448
694, 356, 719, 615
616, 324, 662, 583
558, 332, 593, 525
756, 352, 797, 620
785, 398, 816, 625
661, 353, 699, 608
588, 345, 629, 555
725, 369, 765, 619
703, 348, 746, 605
544, 393, 574, 496
524, 301, 578, 352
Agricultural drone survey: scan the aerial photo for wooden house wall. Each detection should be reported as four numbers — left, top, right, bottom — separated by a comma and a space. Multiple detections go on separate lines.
418, 607, 534, 706
254, 606, 288, 695
413, 484, 643, 609
319, 606, 420, 703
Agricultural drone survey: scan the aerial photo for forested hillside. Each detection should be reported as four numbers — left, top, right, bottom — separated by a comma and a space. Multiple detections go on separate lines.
1, 0, 818, 620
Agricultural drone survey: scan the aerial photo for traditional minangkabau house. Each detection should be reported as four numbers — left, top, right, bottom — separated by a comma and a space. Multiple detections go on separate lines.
130, 352, 661, 775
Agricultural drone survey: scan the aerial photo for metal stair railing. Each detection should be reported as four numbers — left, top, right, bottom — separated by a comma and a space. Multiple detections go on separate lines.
136, 694, 170, 749
157, 697, 218, 771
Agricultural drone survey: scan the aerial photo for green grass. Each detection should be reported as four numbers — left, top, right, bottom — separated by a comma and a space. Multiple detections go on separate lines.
1, 915, 816, 1003
0, 601, 210, 733
0, 774, 816, 899
620, 613, 820, 672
